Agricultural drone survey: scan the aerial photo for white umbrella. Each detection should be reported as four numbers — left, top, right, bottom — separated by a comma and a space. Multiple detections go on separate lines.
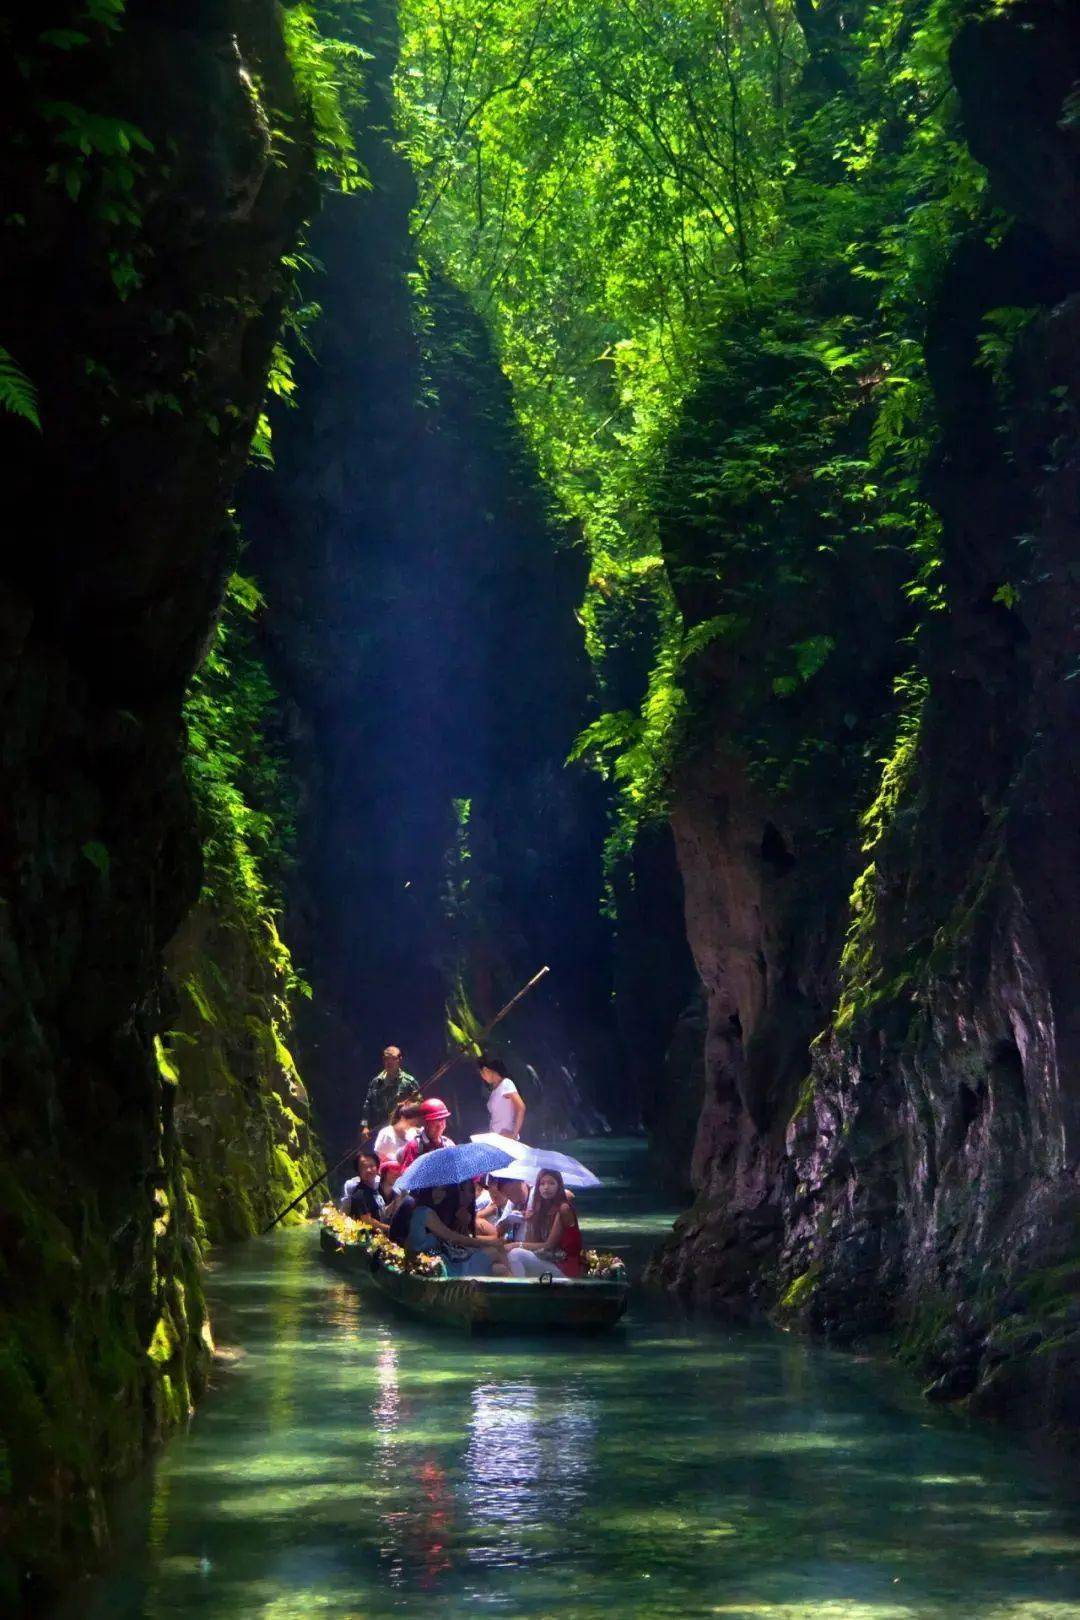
493, 1159, 599, 1192
471, 1133, 602, 1189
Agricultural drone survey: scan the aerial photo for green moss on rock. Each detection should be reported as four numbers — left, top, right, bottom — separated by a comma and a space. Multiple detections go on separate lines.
774, 1264, 822, 1324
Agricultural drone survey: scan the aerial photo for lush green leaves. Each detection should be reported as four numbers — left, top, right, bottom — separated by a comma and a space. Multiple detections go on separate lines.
0, 347, 41, 429
183, 574, 304, 995
282, 4, 370, 194
397, 0, 797, 579
398, 0, 989, 851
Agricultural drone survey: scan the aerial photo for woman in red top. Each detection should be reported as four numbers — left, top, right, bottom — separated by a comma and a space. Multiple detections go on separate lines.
398, 1097, 454, 1169
516, 1169, 583, 1278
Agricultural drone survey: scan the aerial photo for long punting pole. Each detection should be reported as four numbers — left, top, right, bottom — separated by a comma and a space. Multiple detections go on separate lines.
262, 964, 551, 1233
420, 963, 550, 1094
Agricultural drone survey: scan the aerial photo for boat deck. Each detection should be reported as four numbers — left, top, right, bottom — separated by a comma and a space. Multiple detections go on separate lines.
320, 1226, 628, 1331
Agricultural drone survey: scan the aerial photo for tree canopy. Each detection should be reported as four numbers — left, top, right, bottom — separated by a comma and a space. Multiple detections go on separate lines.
395, 0, 991, 860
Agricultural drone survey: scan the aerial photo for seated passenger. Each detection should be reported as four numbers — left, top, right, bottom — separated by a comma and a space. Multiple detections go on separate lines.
387, 1190, 417, 1248
339, 1150, 387, 1226
373, 1102, 422, 1165
470, 1177, 500, 1236
398, 1097, 455, 1168
379, 1159, 405, 1220
454, 1178, 495, 1238
406, 1183, 509, 1276
507, 1169, 583, 1279
487, 1176, 528, 1242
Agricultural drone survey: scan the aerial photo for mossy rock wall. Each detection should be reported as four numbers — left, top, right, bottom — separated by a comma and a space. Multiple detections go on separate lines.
0, 3, 316, 1608
168, 903, 324, 1246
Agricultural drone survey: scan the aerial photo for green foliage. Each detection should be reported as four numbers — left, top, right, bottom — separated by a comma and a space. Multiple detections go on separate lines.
37, 92, 154, 295
975, 305, 1037, 394
441, 794, 473, 925
8, 4, 157, 292
175, 574, 323, 1244
445, 973, 486, 1058
0, 346, 41, 428
281, 3, 370, 194
397, 0, 794, 571
253, 7, 367, 465
80, 838, 110, 877
835, 675, 927, 1030
183, 573, 302, 992
777, 1264, 821, 1317
772, 636, 836, 698
569, 596, 688, 879
397, 0, 987, 861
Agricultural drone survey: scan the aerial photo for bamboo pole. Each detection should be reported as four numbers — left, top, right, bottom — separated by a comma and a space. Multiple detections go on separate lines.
262, 965, 550, 1232
420, 963, 550, 1093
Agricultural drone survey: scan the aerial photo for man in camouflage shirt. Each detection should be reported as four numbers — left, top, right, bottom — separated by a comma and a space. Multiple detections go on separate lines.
362, 1044, 421, 1130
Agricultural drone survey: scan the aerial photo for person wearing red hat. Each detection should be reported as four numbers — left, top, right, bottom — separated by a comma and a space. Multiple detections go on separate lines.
378, 1159, 408, 1224
398, 1097, 456, 1170
378, 1159, 403, 1200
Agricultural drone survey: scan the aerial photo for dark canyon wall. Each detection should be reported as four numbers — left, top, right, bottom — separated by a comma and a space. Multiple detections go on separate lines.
245, 0, 618, 1154
0, 4, 321, 1604
651, 0, 1080, 1431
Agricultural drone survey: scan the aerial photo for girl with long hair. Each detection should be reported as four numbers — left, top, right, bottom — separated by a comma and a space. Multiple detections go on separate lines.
507, 1169, 584, 1279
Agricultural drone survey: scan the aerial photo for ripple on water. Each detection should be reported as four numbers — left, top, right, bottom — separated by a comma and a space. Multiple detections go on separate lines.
53, 1141, 1080, 1620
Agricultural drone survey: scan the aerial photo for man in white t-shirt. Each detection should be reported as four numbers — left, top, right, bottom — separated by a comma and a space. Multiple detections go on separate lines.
477, 1053, 526, 1139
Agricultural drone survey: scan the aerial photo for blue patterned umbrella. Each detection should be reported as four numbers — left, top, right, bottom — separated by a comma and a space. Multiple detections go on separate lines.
395, 1140, 513, 1193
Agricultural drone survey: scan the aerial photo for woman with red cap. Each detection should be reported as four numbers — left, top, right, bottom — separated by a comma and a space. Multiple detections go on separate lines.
398, 1096, 455, 1170
378, 1159, 404, 1205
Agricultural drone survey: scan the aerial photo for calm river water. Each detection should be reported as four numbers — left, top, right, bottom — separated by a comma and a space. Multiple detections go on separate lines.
58, 1140, 1080, 1619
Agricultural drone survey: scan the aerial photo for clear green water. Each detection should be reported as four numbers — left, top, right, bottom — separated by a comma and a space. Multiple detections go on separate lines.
59, 1141, 1080, 1619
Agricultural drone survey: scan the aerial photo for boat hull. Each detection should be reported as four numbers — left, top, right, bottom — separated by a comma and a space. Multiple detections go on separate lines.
319, 1227, 628, 1330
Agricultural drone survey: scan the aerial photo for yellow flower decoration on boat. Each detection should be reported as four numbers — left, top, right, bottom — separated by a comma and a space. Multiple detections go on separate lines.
582, 1250, 627, 1281
319, 1205, 445, 1277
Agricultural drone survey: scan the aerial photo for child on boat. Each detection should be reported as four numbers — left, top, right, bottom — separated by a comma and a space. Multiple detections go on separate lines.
340, 1150, 388, 1227
378, 1159, 405, 1217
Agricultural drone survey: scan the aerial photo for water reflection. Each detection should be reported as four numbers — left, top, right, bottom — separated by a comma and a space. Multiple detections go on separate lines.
464, 1376, 598, 1566
53, 1142, 1080, 1620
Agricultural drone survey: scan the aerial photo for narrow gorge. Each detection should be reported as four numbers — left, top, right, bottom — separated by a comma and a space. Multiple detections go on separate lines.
1, 0, 1078, 1613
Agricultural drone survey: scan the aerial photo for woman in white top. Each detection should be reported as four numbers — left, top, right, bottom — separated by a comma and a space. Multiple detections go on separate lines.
372, 1101, 422, 1164
477, 1053, 526, 1139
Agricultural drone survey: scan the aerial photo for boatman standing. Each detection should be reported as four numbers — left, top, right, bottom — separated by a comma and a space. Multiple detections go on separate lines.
362, 1044, 421, 1132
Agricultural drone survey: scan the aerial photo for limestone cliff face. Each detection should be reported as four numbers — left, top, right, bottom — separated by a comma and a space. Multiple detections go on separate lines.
651, 0, 1080, 1429
0, 4, 315, 1603
780, 1, 1080, 1424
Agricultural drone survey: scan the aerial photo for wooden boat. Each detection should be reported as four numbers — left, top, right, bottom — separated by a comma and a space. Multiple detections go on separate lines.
319, 1224, 628, 1331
